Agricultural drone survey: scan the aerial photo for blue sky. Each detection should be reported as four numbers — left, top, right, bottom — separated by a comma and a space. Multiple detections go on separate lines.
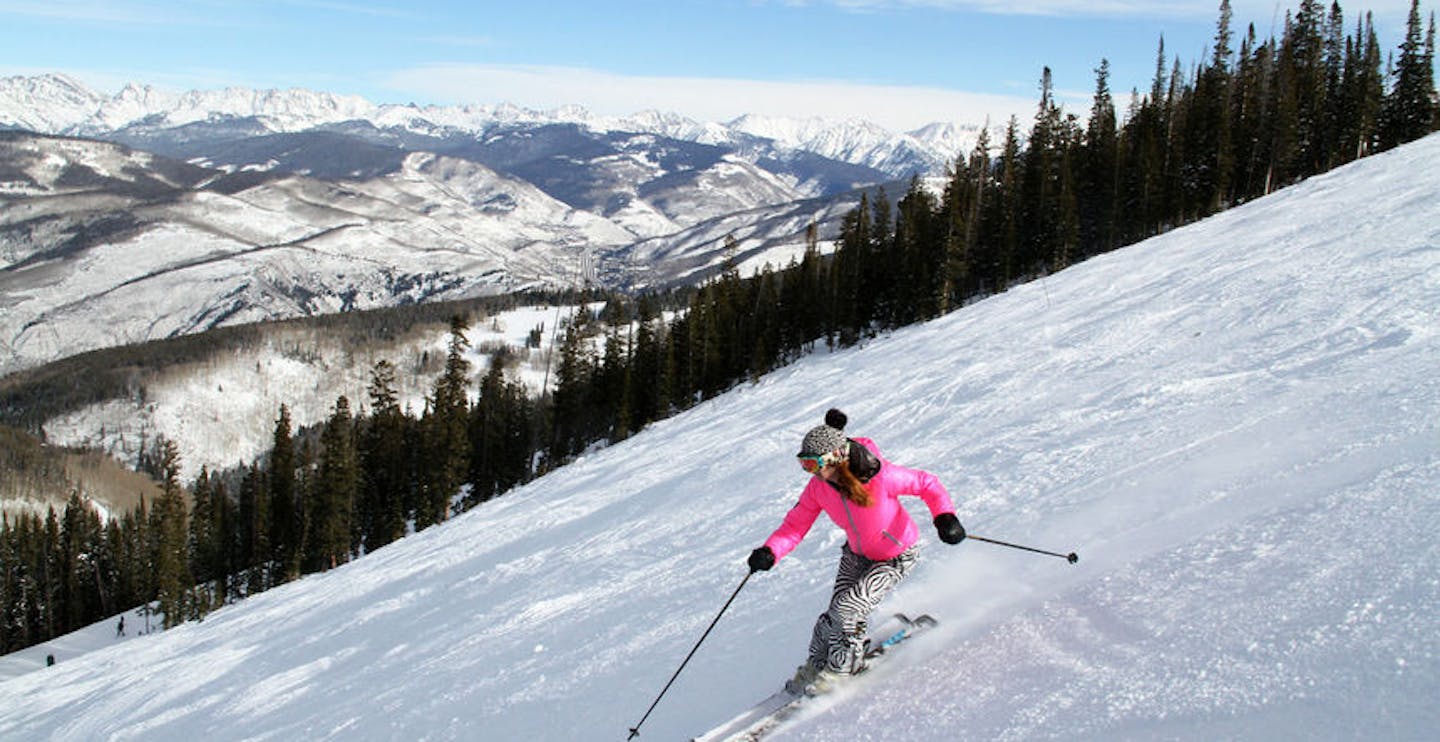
0, 1, 1426, 131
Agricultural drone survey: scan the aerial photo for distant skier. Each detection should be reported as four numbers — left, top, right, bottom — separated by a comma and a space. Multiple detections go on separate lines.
116, 616, 125, 637
747, 408, 966, 694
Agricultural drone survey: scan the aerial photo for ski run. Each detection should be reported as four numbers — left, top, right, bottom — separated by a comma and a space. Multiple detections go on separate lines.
691, 613, 939, 741
2, 133, 1438, 740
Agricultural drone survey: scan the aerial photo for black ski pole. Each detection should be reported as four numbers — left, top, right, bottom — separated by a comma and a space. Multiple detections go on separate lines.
627, 570, 753, 740
968, 534, 1079, 564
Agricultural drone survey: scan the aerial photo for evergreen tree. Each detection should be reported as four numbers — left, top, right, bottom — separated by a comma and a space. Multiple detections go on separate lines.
1082, 60, 1120, 255
2, 514, 38, 650
468, 352, 508, 505
40, 508, 58, 639
210, 477, 237, 605
628, 295, 664, 429
592, 298, 634, 441
831, 193, 873, 346
1431, 11, 1439, 131
548, 320, 592, 464
58, 491, 100, 632
696, 240, 746, 393
1381, 0, 1440, 147
152, 440, 191, 629
188, 467, 225, 613
748, 266, 782, 381
1343, 13, 1387, 160
119, 497, 151, 620
360, 360, 409, 552
796, 222, 826, 349
420, 315, 472, 526
993, 116, 1023, 286
1021, 67, 1079, 270
91, 504, 117, 618
98, 518, 123, 613
237, 463, 269, 594
467, 349, 539, 507
895, 176, 945, 323
268, 404, 300, 582
0, 515, 21, 651
1286, 1, 1330, 174
1161, 55, 1191, 224
864, 192, 897, 330
1190, 1, 1237, 213
1129, 35, 1173, 235
1270, 11, 1306, 188
492, 369, 538, 496
308, 396, 359, 570
1233, 27, 1277, 197
656, 301, 684, 412
940, 128, 987, 304
1320, 1, 1349, 168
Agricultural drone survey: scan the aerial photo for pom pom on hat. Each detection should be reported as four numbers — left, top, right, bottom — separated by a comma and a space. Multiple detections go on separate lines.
798, 408, 850, 460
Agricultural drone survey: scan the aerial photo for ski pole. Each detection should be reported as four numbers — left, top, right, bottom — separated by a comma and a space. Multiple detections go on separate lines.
627, 570, 752, 740
968, 534, 1079, 564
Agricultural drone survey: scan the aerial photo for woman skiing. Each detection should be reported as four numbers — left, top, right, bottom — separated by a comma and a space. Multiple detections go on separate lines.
747, 408, 966, 694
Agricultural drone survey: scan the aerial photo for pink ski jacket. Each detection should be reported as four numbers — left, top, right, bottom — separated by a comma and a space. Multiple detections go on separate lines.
764, 438, 955, 563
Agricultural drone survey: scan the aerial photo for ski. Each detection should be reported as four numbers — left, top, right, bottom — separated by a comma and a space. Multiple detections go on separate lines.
865, 612, 937, 659
690, 689, 800, 742
692, 613, 937, 742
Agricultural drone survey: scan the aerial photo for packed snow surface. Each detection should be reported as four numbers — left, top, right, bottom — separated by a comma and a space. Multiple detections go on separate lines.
3, 134, 1438, 740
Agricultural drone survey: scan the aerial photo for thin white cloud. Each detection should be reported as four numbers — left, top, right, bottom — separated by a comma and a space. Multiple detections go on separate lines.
0, 0, 198, 24
0, 0, 418, 25
383, 63, 1038, 131
816, 0, 1421, 20
832, 1, 1211, 17
411, 34, 498, 48
273, 0, 417, 18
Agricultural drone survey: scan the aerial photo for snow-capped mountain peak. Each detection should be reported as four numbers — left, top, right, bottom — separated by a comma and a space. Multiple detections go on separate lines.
0, 72, 108, 132
0, 73, 972, 175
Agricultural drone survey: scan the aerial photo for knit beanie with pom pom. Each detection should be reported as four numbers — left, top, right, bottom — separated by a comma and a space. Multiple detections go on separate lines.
798, 408, 850, 462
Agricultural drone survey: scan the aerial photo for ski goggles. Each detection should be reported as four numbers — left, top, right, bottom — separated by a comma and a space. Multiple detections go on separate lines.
797, 451, 843, 474
797, 455, 826, 473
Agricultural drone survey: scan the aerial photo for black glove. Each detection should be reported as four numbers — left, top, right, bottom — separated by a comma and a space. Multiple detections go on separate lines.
748, 546, 776, 572
934, 513, 966, 544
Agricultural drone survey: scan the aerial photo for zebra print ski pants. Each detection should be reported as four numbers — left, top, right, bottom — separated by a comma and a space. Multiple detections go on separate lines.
808, 543, 919, 673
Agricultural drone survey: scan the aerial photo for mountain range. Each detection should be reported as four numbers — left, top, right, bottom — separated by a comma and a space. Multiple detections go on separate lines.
0, 73, 982, 376
1, 73, 975, 177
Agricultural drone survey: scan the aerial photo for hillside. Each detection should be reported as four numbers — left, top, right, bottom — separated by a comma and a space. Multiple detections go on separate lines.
0, 128, 886, 376
0, 131, 618, 375
0, 425, 161, 521
1, 134, 1436, 740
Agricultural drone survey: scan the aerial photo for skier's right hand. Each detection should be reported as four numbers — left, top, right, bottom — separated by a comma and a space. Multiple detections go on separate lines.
748, 546, 776, 572
934, 513, 966, 544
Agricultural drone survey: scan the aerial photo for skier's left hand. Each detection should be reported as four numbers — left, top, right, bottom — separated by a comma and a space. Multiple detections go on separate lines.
747, 546, 776, 572
934, 513, 966, 544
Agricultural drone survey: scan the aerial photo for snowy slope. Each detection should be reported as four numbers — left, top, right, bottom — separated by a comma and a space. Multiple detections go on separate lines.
2, 135, 1437, 741
0, 134, 615, 374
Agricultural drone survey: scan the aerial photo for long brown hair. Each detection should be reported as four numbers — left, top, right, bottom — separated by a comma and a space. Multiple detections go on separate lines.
830, 460, 873, 507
